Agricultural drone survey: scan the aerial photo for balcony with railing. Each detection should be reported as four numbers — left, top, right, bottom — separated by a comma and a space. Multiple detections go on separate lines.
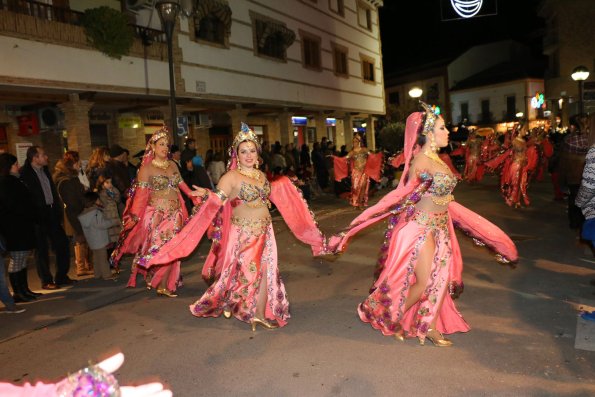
0, 0, 167, 59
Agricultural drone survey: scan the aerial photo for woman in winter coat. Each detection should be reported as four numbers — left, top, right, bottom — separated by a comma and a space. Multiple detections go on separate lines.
53, 151, 93, 277
0, 153, 40, 302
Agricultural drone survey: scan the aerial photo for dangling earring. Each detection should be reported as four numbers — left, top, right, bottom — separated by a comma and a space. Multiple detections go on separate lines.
237, 163, 242, 171
254, 159, 260, 169
430, 134, 437, 153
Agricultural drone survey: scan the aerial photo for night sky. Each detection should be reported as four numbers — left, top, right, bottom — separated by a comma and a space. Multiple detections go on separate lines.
379, 0, 545, 76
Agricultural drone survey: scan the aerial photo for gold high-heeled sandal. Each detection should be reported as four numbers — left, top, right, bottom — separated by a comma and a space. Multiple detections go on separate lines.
419, 328, 453, 347
250, 317, 279, 331
156, 288, 178, 298
394, 330, 405, 342
223, 308, 232, 319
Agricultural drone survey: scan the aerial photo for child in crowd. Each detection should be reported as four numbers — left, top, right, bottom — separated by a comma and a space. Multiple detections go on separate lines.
78, 192, 120, 280
95, 176, 122, 252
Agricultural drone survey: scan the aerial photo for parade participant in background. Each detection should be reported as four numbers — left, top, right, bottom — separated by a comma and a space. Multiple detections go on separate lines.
111, 127, 202, 297
485, 123, 531, 208
333, 133, 383, 209
328, 102, 517, 346
461, 130, 483, 183
145, 123, 328, 330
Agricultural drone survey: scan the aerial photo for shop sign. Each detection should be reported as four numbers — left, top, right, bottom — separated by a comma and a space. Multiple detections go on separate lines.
118, 115, 142, 129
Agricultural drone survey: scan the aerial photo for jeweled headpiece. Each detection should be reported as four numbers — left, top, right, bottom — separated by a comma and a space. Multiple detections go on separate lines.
232, 122, 260, 152
149, 126, 170, 144
420, 101, 439, 135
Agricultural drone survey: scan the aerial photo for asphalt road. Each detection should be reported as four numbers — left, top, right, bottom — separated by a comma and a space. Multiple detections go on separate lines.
1, 175, 594, 396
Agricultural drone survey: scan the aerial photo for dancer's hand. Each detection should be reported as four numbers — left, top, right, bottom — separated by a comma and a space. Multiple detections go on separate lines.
190, 186, 207, 197
95, 353, 173, 397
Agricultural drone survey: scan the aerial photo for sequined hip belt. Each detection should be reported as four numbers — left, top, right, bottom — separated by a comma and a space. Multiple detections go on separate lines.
149, 197, 180, 212
231, 215, 272, 236
412, 210, 449, 230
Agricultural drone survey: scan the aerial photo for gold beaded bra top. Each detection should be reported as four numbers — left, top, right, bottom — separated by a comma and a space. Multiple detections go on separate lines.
232, 180, 271, 208
146, 174, 182, 198
423, 172, 457, 206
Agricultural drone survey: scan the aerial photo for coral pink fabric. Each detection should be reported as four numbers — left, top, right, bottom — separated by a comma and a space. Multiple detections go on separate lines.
333, 156, 349, 181
350, 168, 370, 207
111, 185, 150, 268
364, 152, 383, 182
146, 193, 224, 267
390, 152, 405, 168
190, 223, 289, 326
0, 382, 59, 397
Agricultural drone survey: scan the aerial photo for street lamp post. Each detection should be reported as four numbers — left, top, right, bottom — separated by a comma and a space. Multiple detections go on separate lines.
156, 0, 181, 142
571, 65, 590, 116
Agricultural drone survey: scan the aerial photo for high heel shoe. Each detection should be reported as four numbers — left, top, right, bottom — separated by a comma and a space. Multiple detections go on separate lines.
156, 288, 178, 298
394, 331, 405, 342
223, 308, 232, 319
250, 317, 279, 332
419, 329, 453, 347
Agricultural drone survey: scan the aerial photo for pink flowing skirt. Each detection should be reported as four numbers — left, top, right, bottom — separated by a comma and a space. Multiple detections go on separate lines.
358, 210, 470, 341
350, 168, 370, 207
128, 198, 184, 291
189, 219, 290, 327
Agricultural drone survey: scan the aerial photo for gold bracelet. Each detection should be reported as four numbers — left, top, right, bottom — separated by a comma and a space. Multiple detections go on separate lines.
214, 189, 227, 202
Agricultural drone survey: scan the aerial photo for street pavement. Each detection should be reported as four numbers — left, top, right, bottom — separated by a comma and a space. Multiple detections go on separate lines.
1, 175, 595, 396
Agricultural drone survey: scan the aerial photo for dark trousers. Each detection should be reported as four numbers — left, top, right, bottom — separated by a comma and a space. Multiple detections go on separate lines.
34, 206, 71, 284
568, 184, 585, 229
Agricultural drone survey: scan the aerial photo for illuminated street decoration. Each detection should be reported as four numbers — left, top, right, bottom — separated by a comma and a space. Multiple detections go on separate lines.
450, 0, 483, 18
530, 92, 546, 109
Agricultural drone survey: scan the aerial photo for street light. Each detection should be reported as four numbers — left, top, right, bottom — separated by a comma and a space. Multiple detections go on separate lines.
408, 87, 423, 99
571, 65, 590, 116
156, 0, 182, 141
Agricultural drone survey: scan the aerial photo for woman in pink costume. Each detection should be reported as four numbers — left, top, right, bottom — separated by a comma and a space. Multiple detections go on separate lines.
333, 133, 383, 209
145, 123, 327, 331
111, 128, 201, 297
485, 124, 530, 208
328, 102, 518, 346
462, 130, 483, 182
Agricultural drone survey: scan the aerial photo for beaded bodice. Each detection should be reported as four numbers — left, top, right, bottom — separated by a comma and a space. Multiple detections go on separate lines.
149, 173, 182, 190
420, 171, 457, 205
233, 180, 271, 208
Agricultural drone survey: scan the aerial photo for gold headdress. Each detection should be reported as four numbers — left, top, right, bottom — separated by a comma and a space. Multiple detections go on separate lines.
232, 122, 260, 152
420, 101, 440, 135
149, 126, 170, 144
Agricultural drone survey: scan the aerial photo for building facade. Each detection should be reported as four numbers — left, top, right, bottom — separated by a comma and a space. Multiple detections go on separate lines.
540, 0, 595, 123
0, 0, 385, 163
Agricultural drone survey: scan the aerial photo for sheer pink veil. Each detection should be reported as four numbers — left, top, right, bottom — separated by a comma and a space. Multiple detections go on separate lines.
397, 111, 424, 189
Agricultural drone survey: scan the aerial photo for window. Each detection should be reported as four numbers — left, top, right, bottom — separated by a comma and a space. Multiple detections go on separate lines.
329, 0, 344, 16
388, 92, 400, 105
301, 33, 321, 70
460, 102, 469, 122
252, 14, 296, 61
90, 124, 109, 148
481, 99, 491, 122
331, 43, 348, 76
357, 2, 372, 31
506, 95, 516, 119
360, 55, 375, 83
191, 1, 232, 47
195, 15, 225, 44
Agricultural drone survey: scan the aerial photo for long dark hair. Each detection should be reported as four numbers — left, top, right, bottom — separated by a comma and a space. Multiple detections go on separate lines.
0, 153, 17, 176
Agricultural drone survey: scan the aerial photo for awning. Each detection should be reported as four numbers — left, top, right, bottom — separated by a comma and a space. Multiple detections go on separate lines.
256, 20, 295, 48
194, 0, 232, 34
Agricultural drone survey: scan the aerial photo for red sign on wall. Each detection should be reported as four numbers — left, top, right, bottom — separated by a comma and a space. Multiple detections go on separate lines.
16, 114, 40, 136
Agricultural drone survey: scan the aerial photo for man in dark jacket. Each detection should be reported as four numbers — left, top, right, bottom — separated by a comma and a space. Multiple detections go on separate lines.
19, 146, 72, 289
107, 145, 132, 205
